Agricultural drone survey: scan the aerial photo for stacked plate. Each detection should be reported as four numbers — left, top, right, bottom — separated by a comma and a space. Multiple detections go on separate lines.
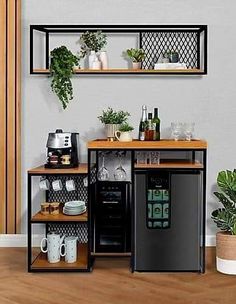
63, 200, 86, 216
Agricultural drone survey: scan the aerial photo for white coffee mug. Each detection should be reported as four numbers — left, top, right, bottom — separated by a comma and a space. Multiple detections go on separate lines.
83, 177, 88, 188
39, 178, 50, 190
60, 236, 78, 263
115, 131, 132, 142
66, 179, 75, 192
52, 179, 63, 191
40, 233, 65, 263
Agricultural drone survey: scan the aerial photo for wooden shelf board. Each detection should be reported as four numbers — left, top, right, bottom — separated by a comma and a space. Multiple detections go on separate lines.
33, 68, 204, 74
31, 243, 88, 270
88, 139, 207, 150
31, 210, 88, 222
28, 163, 88, 174
91, 252, 131, 257
135, 160, 204, 169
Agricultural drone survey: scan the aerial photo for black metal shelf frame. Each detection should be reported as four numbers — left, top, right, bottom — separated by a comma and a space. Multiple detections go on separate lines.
88, 147, 207, 273
30, 24, 208, 75
27, 171, 91, 273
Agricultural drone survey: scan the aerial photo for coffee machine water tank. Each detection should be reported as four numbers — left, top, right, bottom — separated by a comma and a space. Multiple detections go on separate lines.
47, 129, 72, 149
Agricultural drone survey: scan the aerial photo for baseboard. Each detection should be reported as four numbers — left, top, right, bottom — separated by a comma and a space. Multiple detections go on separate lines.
0, 234, 216, 247
0, 234, 44, 247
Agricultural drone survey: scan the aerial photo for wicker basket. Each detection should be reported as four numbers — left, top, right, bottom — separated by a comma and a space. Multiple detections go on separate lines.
216, 231, 236, 275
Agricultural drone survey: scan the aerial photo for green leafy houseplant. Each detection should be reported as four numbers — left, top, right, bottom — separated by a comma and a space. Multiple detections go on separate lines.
126, 48, 146, 62
98, 107, 130, 125
79, 31, 107, 57
119, 123, 134, 132
211, 170, 236, 235
50, 46, 79, 109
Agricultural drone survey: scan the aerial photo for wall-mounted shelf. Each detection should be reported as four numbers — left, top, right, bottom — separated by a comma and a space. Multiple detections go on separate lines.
30, 24, 207, 75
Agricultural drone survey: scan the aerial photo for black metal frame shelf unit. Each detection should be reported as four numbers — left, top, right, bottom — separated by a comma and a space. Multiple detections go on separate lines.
30, 24, 208, 75
27, 166, 91, 272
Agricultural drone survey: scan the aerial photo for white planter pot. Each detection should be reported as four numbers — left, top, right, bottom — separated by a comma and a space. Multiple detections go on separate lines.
99, 51, 108, 69
105, 124, 120, 141
216, 231, 236, 275
88, 51, 97, 69
115, 131, 133, 142
132, 62, 141, 69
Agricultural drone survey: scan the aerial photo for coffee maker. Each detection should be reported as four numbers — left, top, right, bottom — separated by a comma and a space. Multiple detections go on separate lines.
45, 129, 79, 168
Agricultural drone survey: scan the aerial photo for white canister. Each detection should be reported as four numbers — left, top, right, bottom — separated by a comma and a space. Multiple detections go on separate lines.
92, 57, 102, 70
60, 236, 78, 263
88, 50, 97, 68
99, 51, 108, 69
40, 233, 65, 263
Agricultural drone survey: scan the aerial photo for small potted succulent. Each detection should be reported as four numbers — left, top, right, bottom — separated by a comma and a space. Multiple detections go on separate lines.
79, 31, 107, 69
115, 123, 134, 142
211, 170, 236, 275
126, 48, 146, 69
98, 107, 130, 141
50, 46, 79, 109
163, 50, 179, 63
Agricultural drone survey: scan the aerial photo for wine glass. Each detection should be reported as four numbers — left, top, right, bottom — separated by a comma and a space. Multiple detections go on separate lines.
183, 122, 195, 141
114, 154, 127, 181
171, 122, 183, 141
97, 153, 109, 181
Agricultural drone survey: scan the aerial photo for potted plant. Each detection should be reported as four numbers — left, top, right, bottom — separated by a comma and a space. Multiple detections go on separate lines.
211, 170, 236, 275
79, 31, 107, 69
126, 48, 146, 69
115, 123, 134, 142
163, 50, 179, 63
98, 107, 130, 141
50, 46, 79, 109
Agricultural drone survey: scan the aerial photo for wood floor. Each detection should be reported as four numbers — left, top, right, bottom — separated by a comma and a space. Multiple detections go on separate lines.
0, 248, 236, 304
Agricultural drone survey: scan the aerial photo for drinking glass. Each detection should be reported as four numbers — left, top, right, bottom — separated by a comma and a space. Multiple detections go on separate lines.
114, 154, 127, 181
97, 154, 109, 181
150, 151, 160, 165
171, 122, 183, 141
136, 151, 148, 164
183, 122, 195, 141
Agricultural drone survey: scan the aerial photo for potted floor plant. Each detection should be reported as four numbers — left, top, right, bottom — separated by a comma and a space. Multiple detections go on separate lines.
98, 107, 130, 141
211, 170, 236, 275
50, 46, 79, 109
115, 123, 134, 142
79, 31, 107, 69
126, 48, 146, 69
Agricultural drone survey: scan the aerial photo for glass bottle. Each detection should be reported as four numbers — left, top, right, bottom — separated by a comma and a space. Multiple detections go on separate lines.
139, 105, 148, 141
152, 108, 161, 141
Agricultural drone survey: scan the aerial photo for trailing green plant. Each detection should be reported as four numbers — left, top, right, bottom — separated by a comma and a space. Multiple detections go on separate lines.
119, 123, 134, 132
98, 107, 130, 125
50, 46, 79, 109
79, 31, 107, 57
126, 48, 146, 62
211, 170, 236, 235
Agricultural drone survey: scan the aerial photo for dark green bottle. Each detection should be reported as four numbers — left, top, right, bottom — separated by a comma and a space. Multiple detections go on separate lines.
152, 108, 160, 141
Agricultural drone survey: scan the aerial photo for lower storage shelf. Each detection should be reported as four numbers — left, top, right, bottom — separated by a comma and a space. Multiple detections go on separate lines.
30, 243, 88, 271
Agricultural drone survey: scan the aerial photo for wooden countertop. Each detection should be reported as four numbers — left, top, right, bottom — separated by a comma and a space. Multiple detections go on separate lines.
87, 139, 207, 150
28, 163, 88, 174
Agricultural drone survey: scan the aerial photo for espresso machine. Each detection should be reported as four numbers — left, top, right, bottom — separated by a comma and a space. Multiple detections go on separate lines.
45, 129, 79, 168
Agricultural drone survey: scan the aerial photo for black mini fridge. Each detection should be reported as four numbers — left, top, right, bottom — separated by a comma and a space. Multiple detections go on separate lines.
133, 170, 203, 272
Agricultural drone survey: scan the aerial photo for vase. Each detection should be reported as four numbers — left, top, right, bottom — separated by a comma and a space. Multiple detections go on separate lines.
115, 131, 133, 142
105, 124, 120, 141
88, 51, 97, 69
132, 62, 141, 69
92, 57, 102, 70
99, 51, 108, 69
216, 231, 236, 275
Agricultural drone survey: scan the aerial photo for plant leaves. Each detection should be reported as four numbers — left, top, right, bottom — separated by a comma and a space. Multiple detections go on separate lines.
211, 208, 236, 233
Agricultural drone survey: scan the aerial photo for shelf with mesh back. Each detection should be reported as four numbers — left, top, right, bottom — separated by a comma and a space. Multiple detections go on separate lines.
30, 24, 207, 75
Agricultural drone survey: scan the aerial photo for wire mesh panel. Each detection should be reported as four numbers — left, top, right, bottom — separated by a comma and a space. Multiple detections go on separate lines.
47, 223, 88, 243
141, 31, 199, 69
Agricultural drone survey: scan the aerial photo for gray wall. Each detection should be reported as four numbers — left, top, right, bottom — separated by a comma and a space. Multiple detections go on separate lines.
22, 0, 236, 239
